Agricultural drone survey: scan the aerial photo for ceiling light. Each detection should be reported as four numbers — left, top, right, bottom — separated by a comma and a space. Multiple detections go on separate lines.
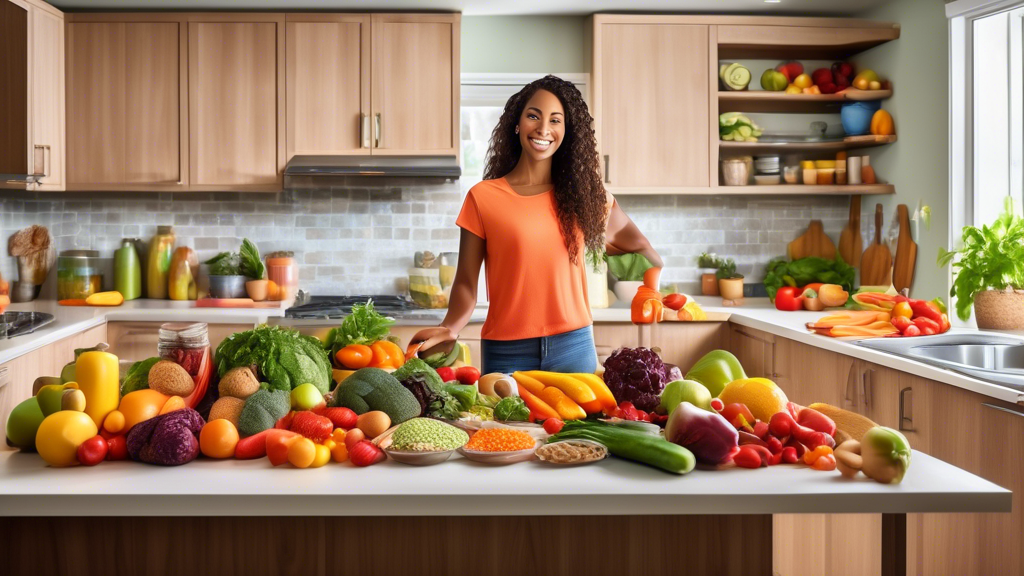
764, 0, 781, 3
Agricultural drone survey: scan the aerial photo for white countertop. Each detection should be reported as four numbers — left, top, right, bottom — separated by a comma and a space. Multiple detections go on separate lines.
0, 299, 286, 365
4, 296, 1024, 405
0, 449, 1008, 517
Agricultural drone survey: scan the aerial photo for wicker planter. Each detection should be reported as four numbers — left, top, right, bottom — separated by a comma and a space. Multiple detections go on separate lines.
973, 289, 1024, 330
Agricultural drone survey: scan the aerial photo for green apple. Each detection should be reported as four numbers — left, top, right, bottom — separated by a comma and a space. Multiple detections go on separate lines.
37, 382, 78, 416
6, 397, 45, 450
660, 379, 713, 414
291, 383, 325, 411
760, 69, 788, 92
32, 376, 62, 396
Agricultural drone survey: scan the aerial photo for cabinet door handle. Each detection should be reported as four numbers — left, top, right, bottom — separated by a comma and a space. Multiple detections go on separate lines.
603, 155, 610, 183
981, 403, 1024, 418
361, 114, 370, 148
899, 387, 914, 432
845, 363, 857, 408
374, 113, 382, 148
861, 368, 874, 409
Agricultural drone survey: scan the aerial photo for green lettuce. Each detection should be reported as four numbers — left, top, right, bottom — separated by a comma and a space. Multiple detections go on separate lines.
215, 325, 332, 394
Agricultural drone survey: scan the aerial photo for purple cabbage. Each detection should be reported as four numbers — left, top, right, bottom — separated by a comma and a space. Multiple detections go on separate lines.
602, 347, 669, 412
127, 408, 205, 466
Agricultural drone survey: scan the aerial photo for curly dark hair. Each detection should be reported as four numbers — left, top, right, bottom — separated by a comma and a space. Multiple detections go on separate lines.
483, 75, 605, 264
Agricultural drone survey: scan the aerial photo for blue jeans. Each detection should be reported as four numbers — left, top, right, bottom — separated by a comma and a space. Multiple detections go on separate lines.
481, 325, 597, 375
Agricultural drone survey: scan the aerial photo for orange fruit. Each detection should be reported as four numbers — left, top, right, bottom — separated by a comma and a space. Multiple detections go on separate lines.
266, 280, 280, 301
310, 444, 331, 468
288, 437, 316, 468
200, 419, 239, 459
717, 378, 789, 423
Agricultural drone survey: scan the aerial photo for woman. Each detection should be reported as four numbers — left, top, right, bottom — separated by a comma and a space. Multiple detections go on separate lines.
411, 75, 662, 374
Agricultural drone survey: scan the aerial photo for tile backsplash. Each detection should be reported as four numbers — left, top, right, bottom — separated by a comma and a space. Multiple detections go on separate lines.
0, 182, 854, 297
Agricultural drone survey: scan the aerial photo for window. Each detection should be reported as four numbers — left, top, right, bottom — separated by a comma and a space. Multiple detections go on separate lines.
460, 73, 588, 181
949, 1, 1024, 230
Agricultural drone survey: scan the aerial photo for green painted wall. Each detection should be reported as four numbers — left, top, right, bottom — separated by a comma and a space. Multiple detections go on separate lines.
853, 0, 950, 301
461, 16, 588, 74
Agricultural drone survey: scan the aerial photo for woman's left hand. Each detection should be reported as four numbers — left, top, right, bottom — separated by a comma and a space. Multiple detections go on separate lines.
643, 267, 662, 290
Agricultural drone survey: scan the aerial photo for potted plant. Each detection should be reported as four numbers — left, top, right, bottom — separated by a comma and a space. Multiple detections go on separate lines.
205, 251, 246, 298
716, 258, 745, 301
240, 239, 269, 301
939, 197, 1024, 329
698, 252, 721, 296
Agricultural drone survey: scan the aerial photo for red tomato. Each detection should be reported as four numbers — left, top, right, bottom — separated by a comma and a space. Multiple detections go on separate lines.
913, 317, 941, 332
663, 293, 687, 311
774, 287, 803, 311
105, 435, 128, 460
721, 403, 756, 430
77, 435, 108, 466
891, 316, 913, 333
543, 418, 565, 434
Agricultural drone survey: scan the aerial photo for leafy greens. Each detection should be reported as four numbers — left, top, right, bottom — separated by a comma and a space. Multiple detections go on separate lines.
205, 252, 241, 276
763, 256, 855, 302
215, 325, 332, 394
239, 238, 266, 279
938, 196, 1024, 321
606, 253, 654, 281
324, 300, 396, 359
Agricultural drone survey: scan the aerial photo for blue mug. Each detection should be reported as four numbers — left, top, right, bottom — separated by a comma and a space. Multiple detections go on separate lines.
841, 101, 882, 136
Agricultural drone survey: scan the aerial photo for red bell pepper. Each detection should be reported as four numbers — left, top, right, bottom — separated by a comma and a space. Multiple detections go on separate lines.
909, 299, 944, 324
775, 286, 804, 311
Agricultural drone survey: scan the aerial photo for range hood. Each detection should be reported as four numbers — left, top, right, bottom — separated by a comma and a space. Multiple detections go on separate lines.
284, 155, 461, 188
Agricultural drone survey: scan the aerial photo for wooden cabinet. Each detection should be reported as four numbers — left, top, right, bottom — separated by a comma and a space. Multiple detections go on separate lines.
370, 14, 459, 156
1, 0, 63, 190
0, 323, 106, 441
67, 15, 187, 189
105, 322, 254, 362
188, 15, 285, 189
592, 16, 711, 192
286, 14, 370, 158
729, 324, 776, 379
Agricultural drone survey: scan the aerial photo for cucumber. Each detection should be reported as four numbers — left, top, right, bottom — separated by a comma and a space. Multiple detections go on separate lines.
549, 421, 696, 475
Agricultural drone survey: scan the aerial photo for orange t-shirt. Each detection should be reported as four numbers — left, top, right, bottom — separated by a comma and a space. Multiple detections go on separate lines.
456, 177, 592, 340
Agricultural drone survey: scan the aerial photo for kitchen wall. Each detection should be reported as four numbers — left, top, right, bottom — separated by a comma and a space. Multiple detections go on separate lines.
462, 16, 587, 73
853, 0, 950, 300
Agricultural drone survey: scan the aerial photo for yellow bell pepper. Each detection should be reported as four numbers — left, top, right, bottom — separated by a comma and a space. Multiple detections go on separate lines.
76, 351, 121, 427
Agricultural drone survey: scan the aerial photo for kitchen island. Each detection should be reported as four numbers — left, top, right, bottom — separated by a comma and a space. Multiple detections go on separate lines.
0, 448, 1009, 576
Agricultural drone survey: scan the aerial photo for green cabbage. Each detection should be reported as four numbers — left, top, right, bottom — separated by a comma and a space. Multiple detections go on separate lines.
215, 325, 332, 394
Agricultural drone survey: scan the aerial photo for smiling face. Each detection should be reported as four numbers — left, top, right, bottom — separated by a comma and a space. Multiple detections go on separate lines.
517, 89, 565, 162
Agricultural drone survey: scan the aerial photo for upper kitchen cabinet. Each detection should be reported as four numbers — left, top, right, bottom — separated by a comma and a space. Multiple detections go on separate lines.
370, 14, 459, 156
188, 14, 285, 190
286, 14, 371, 157
66, 14, 187, 190
0, 0, 63, 190
591, 16, 712, 193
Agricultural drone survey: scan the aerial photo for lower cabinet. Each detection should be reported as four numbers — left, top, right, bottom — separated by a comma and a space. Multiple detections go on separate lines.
105, 321, 255, 362
0, 323, 107, 439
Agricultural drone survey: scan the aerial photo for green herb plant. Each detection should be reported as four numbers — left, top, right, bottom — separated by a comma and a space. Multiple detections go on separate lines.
205, 252, 241, 276
239, 238, 266, 280
715, 258, 743, 280
324, 300, 397, 359
938, 196, 1024, 321
697, 252, 721, 269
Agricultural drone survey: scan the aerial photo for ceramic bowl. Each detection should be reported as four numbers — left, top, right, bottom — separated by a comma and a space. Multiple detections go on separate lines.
840, 100, 882, 136
384, 448, 456, 466
457, 446, 538, 465
612, 280, 643, 303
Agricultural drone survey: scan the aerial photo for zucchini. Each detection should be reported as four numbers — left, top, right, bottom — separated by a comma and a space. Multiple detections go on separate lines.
548, 421, 695, 475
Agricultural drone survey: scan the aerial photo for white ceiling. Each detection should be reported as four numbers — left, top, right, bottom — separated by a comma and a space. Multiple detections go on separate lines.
48, 0, 892, 16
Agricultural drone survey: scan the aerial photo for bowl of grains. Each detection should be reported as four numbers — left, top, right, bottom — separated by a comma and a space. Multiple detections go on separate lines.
534, 440, 609, 466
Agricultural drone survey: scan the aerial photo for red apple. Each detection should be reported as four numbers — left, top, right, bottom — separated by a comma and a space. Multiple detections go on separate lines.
818, 82, 839, 95
811, 68, 833, 86
834, 74, 850, 90
77, 435, 108, 466
775, 61, 803, 83
831, 61, 854, 79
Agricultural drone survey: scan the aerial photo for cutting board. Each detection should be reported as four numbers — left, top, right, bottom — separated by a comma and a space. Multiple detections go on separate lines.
788, 220, 836, 260
195, 298, 281, 309
893, 204, 917, 293
860, 204, 892, 286
838, 196, 862, 267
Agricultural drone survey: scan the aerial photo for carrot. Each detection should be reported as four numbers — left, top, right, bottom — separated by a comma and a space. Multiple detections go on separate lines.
235, 429, 272, 459
517, 385, 560, 421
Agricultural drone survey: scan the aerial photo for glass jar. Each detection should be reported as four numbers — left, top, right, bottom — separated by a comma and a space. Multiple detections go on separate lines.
157, 323, 210, 378
721, 156, 752, 186
266, 255, 298, 302
57, 250, 103, 300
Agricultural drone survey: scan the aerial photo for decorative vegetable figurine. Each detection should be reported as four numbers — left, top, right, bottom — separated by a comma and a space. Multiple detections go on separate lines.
664, 402, 739, 465
684, 350, 747, 398
631, 284, 664, 324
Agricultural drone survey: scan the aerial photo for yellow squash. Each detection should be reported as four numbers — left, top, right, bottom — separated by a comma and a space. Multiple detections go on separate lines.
520, 371, 597, 404
76, 351, 121, 427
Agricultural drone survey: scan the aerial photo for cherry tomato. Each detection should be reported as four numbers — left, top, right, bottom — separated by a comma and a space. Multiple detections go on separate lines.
105, 435, 128, 460
891, 316, 913, 333
336, 344, 373, 369
892, 301, 913, 319
903, 324, 922, 337
543, 418, 565, 434
77, 435, 108, 466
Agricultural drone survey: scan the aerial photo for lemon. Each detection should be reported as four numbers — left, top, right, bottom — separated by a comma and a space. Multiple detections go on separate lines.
717, 378, 789, 423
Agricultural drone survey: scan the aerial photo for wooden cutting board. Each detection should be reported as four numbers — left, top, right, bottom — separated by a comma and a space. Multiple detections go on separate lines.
893, 204, 917, 293
838, 195, 862, 267
788, 220, 836, 260
860, 203, 892, 286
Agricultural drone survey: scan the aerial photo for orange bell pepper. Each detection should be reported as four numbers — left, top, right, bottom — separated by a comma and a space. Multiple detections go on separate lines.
631, 285, 664, 324
369, 340, 405, 369
336, 344, 373, 370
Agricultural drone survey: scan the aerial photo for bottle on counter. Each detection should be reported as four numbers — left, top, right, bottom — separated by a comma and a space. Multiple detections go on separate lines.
146, 226, 175, 299
114, 239, 142, 301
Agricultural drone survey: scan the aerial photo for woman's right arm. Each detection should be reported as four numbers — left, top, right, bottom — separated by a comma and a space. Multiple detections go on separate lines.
409, 229, 486, 351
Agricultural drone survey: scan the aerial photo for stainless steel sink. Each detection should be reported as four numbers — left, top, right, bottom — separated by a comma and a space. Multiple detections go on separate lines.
0, 311, 54, 339
856, 332, 1024, 390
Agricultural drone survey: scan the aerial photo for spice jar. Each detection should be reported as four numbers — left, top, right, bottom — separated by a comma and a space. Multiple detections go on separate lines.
157, 323, 210, 379
801, 161, 817, 186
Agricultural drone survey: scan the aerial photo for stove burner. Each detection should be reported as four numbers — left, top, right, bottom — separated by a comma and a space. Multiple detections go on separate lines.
285, 295, 421, 319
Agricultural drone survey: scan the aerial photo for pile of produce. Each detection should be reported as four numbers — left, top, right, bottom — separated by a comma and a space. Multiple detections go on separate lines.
808, 293, 951, 338
759, 60, 887, 94
764, 257, 856, 303
719, 112, 763, 142
324, 300, 406, 371
215, 325, 332, 394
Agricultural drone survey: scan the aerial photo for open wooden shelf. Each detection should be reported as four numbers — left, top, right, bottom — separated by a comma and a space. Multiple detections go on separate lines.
607, 184, 894, 196
718, 88, 893, 113
717, 24, 900, 60
719, 134, 896, 154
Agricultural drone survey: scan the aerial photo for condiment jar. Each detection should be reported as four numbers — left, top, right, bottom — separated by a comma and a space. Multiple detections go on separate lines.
57, 250, 103, 300
801, 161, 817, 186
266, 255, 298, 302
158, 323, 210, 378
